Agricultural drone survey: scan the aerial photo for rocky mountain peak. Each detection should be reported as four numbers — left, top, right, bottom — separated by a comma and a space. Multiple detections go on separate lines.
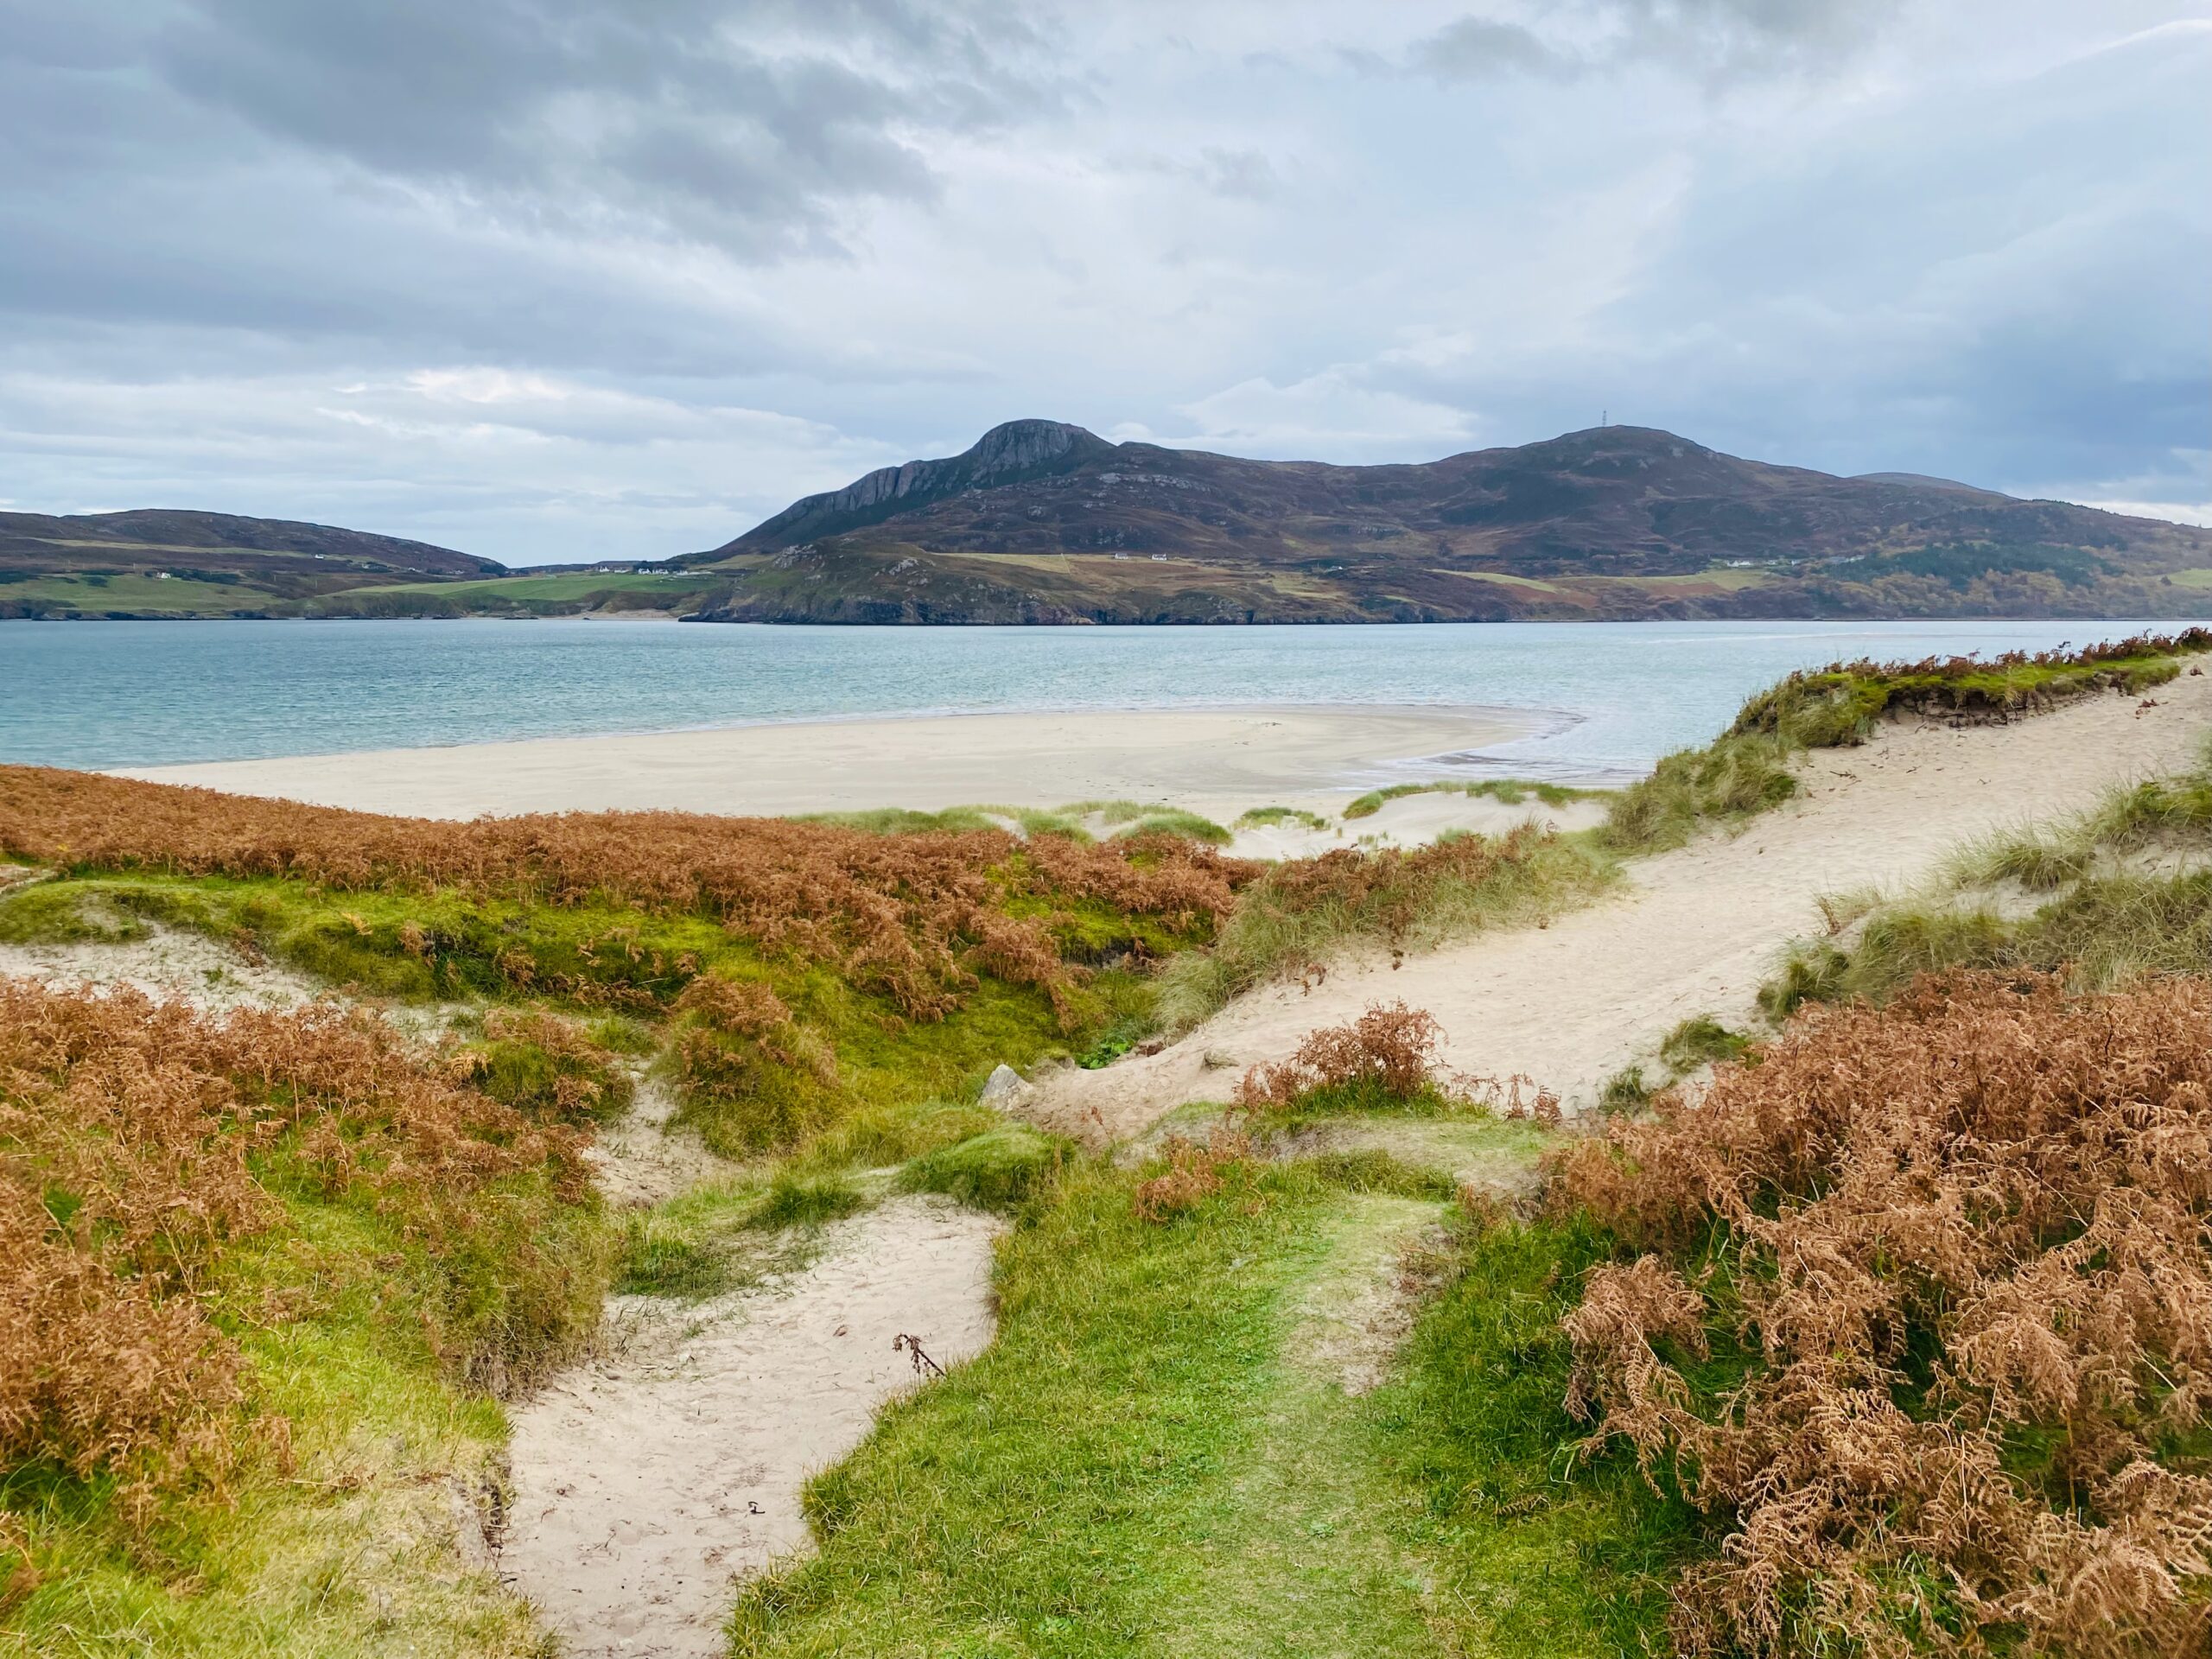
962, 418, 1108, 480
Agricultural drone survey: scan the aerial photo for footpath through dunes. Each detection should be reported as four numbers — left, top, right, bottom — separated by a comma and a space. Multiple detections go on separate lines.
1030, 667, 2212, 1140
499, 1198, 1000, 1659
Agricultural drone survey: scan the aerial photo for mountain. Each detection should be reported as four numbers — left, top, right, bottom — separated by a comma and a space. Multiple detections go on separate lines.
0, 509, 502, 617
674, 422, 2212, 625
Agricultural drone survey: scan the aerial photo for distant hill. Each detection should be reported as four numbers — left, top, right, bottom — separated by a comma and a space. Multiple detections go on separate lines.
672, 421, 2212, 624
0, 508, 500, 617
13, 429, 2210, 625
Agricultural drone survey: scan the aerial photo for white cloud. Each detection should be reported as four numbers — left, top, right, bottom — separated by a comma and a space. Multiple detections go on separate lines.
0, 0, 2203, 560
1171, 369, 1479, 460
0, 367, 899, 563
2069, 499, 2212, 531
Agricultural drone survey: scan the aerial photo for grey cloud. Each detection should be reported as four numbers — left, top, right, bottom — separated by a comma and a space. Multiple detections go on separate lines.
1407, 18, 1581, 81
1404, 0, 1899, 83
144, 0, 1060, 257
0, 0, 1072, 373
0, 0, 2202, 560
1371, 22, 2209, 503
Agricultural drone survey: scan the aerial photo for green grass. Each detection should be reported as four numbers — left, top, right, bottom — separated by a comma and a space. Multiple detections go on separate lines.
1156, 831, 1615, 1032
614, 1171, 876, 1301
1602, 635, 2212, 856
1656, 1014, 1749, 1074
4, 1151, 611, 1656
0, 573, 274, 613
1371, 1215, 1700, 1654
836, 804, 1098, 842
727, 1126, 1681, 1657
1342, 779, 1592, 821
898, 1123, 1065, 1213
796, 805, 1004, 835
1731, 635, 2209, 750
300, 573, 717, 620
1597, 733, 1799, 854
341, 572, 705, 603
729, 1159, 1444, 1656
0, 870, 1177, 1159
753, 1169, 870, 1230
1761, 738, 2212, 1016
1595, 1065, 1653, 1114
1234, 805, 1332, 831
1060, 801, 1234, 846
0, 879, 143, 944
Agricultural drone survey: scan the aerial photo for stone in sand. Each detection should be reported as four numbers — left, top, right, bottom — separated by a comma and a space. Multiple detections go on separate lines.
978, 1063, 1033, 1104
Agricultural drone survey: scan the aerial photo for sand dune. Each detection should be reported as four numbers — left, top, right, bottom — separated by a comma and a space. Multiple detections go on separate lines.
1029, 671, 2212, 1139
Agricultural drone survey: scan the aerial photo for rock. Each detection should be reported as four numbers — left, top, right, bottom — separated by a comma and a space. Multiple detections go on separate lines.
977, 1064, 1033, 1105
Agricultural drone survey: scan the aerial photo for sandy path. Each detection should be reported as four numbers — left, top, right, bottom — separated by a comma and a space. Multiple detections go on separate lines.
119, 702, 1550, 820
501, 1198, 1001, 1659
583, 1077, 730, 1211
1033, 676, 2212, 1139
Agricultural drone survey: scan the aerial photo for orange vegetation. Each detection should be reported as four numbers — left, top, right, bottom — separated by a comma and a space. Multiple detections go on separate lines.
1236, 999, 1559, 1120
0, 766, 1251, 1018
1131, 1126, 1254, 1224
1551, 973, 2212, 1657
0, 979, 588, 1520
1236, 1001, 1447, 1107
1237, 821, 1558, 955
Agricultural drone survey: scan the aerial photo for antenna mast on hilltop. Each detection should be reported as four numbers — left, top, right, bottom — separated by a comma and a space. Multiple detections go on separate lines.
1601, 409, 1608, 427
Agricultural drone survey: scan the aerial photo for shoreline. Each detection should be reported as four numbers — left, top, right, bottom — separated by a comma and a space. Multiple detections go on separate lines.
116, 702, 1567, 820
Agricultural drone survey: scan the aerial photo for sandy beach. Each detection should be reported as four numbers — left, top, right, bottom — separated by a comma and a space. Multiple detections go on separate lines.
119, 702, 1554, 819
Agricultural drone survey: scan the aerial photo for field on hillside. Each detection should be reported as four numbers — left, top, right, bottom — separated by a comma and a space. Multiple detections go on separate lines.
4, 635, 2210, 1656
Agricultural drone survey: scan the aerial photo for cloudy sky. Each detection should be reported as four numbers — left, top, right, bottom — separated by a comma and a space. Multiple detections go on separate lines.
3, 1, 2207, 565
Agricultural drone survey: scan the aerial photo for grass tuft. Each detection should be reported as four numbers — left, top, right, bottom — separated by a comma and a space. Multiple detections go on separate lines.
1596, 1065, 1653, 1114
897, 1124, 1064, 1213
1156, 826, 1613, 1030
752, 1171, 868, 1231
1598, 734, 1797, 854
1656, 1015, 1750, 1075
1342, 779, 1590, 820
1235, 805, 1332, 831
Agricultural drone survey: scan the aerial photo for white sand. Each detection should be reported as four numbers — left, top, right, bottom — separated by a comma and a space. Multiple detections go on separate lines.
582, 1076, 731, 1211
0, 919, 321, 1012
500, 1199, 1001, 1659
1029, 675, 2212, 1138
119, 703, 1552, 821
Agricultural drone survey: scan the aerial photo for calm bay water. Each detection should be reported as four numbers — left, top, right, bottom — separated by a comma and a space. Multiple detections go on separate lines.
1, 617, 2191, 777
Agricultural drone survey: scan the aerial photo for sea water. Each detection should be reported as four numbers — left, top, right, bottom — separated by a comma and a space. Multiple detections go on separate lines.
0, 617, 2190, 776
